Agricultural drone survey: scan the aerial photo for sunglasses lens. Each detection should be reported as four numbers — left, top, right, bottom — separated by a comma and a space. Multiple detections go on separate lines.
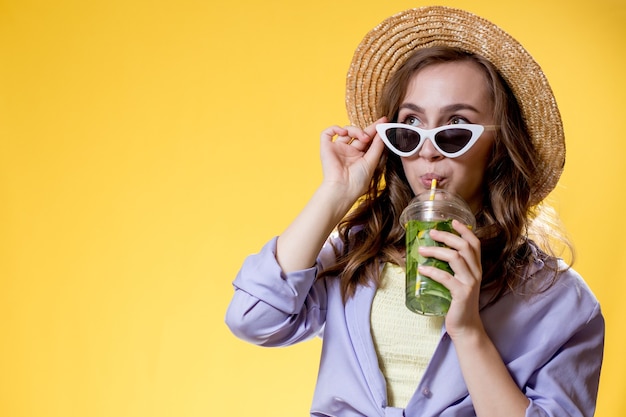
434, 129, 473, 153
386, 128, 421, 152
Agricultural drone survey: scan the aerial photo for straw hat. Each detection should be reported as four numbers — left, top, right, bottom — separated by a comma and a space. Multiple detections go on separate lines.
346, 6, 565, 204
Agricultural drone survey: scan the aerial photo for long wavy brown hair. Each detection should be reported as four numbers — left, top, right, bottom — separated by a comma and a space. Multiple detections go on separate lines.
320, 47, 572, 304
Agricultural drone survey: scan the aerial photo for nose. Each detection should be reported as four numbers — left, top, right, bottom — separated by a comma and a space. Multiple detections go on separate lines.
418, 136, 444, 160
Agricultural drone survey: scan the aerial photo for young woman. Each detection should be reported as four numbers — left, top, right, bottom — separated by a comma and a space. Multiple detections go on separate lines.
225, 7, 604, 417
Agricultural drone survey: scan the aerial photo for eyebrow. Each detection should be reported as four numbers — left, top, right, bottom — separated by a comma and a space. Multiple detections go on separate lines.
399, 102, 481, 114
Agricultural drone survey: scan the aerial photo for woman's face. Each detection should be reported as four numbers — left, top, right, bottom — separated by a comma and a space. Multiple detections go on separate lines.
397, 61, 496, 212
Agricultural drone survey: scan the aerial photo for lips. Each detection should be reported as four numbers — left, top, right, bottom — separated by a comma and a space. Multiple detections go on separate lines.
420, 173, 444, 189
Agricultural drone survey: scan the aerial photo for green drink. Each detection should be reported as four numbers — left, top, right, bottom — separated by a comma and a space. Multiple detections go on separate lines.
400, 189, 475, 316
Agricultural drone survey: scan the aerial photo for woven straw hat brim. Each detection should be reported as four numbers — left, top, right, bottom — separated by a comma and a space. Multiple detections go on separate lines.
346, 6, 565, 205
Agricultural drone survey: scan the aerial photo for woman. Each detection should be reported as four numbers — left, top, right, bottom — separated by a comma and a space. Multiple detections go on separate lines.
225, 6, 604, 417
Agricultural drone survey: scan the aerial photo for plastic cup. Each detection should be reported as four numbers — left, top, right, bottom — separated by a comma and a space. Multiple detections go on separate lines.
399, 189, 476, 316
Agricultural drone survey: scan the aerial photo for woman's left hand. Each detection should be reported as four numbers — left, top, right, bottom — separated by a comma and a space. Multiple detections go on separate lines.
417, 219, 484, 339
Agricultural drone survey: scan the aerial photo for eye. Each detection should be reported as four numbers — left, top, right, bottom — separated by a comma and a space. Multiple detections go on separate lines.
401, 115, 422, 126
449, 116, 471, 125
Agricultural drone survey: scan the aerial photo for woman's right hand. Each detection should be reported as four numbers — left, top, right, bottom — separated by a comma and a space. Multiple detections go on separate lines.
319, 117, 387, 202
275, 117, 387, 272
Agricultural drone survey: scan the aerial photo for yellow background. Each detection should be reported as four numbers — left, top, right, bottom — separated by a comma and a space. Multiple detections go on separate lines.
1, 0, 624, 415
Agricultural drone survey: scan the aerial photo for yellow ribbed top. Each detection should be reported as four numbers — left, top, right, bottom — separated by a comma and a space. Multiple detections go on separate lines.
370, 263, 444, 408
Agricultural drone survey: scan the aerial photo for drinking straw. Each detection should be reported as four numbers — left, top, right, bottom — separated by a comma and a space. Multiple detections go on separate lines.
429, 178, 437, 201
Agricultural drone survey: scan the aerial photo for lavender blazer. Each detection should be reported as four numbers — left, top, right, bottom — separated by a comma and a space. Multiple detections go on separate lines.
225, 237, 604, 417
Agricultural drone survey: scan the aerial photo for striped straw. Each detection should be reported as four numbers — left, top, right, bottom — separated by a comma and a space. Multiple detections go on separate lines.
429, 179, 437, 201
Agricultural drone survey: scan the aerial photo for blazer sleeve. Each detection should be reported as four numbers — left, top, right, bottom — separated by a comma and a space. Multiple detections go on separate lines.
225, 236, 336, 347
522, 276, 605, 417
526, 264, 605, 417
